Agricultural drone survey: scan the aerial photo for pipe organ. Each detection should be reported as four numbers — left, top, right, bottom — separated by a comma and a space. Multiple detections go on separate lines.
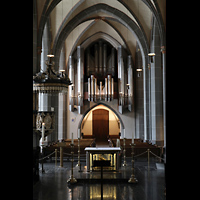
68, 40, 133, 114
87, 74, 114, 102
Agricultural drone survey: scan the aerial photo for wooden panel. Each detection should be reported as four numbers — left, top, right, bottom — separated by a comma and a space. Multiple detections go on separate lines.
93, 109, 109, 142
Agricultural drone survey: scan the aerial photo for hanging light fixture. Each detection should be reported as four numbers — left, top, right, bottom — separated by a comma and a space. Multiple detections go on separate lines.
136, 68, 142, 77
148, 52, 155, 63
148, 53, 156, 56
33, 55, 72, 93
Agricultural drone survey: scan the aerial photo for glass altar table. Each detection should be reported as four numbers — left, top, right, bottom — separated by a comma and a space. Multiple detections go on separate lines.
84, 147, 121, 172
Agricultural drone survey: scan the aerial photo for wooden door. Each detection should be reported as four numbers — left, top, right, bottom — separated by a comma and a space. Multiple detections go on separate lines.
93, 109, 109, 142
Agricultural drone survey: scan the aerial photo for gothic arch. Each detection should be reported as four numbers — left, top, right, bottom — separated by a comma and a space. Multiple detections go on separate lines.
52, 3, 149, 69
78, 102, 125, 130
70, 31, 122, 56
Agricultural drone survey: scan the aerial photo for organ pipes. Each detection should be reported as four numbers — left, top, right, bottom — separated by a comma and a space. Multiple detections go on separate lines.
127, 55, 133, 111
105, 77, 107, 101
87, 74, 114, 102
100, 81, 102, 100
108, 75, 111, 101
99, 41, 103, 74
88, 77, 90, 101
103, 44, 107, 75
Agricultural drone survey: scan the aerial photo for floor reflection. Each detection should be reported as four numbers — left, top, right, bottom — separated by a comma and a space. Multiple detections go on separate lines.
33, 161, 166, 200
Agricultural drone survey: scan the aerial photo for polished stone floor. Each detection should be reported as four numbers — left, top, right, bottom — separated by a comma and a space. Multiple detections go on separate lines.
33, 158, 166, 200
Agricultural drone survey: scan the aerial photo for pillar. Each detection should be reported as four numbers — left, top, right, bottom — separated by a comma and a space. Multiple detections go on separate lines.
69, 56, 74, 111
127, 55, 133, 111
77, 46, 84, 114
161, 46, 166, 147
150, 19, 164, 146
135, 43, 144, 140
58, 92, 67, 141
118, 46, 125, 114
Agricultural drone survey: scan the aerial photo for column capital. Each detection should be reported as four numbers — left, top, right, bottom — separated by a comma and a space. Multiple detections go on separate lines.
161, 46, 166, 54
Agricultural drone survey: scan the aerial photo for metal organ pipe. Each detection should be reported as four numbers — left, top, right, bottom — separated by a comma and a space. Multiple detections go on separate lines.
88, 77, 90, 101
91, 75, 94, 102
103, 44, 107, 76
111, 78, 114, 100
95, 44, 98, 74
95, 78, 97, 101
105, 77, 107, 101
100, 81, 102, 100
107, 75, 111, 101
111, 48, 115, 76
99, 41, 102, 74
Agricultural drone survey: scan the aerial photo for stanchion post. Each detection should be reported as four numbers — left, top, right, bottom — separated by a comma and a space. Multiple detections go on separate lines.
60, 147, 63, 167
76, 137, 82, 172
67, 143, 77, 184
122, 138, 127, 167
55, 149, 57, 167
128, 143, 138, 183
41, 145, 45, 173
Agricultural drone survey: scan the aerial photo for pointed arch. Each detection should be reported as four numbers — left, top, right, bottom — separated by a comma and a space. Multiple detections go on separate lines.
78, 102, 125, 130
52, 3, 149, 69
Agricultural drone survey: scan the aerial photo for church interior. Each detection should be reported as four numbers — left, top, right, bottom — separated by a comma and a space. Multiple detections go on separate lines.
33, 0, 166, 199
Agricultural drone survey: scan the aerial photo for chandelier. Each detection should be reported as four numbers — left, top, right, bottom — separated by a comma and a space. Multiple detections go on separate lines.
33, 55, 72, 93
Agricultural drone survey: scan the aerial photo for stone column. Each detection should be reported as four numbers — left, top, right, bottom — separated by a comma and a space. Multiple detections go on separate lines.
161, 46, 166, 147
118, 46, 124, 114
150, 19, 164, 146
127, 55, 133, 111
58, 93, 67, 141
69, 56, 74, 111
77, 46, 84, 114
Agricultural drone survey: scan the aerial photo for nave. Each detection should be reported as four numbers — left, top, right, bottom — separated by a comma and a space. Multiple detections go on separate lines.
33, 158, 165, 200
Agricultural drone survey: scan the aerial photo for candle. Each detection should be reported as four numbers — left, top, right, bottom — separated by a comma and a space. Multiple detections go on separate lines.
71, 132, 74, 144
42, 122, 45, 143
132, 132, 134, 143
124, 129, 125, 138
78, 129, 80, 139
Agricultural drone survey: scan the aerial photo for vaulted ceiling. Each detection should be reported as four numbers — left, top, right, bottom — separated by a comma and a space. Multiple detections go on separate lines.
34, 0, 166, 70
